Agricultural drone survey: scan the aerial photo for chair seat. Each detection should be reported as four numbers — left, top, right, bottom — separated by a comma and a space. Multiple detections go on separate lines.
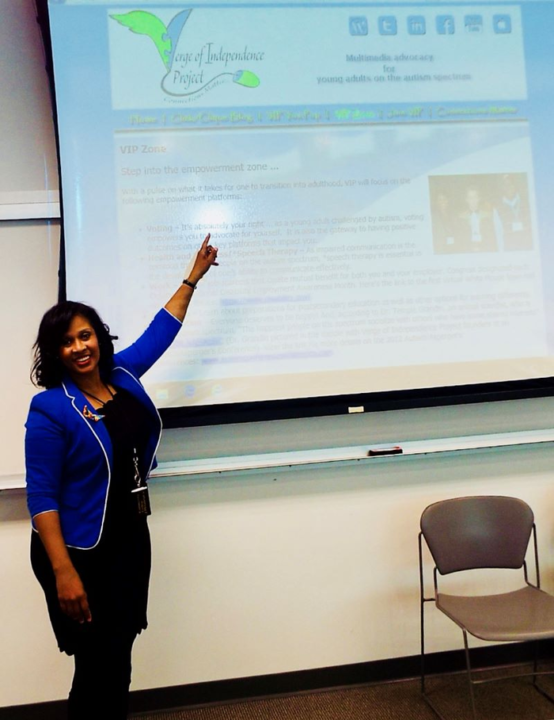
437, 586, 554, 642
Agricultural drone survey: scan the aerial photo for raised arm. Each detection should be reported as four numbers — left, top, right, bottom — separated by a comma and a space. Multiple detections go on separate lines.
115, 234, 219, 376
165, 233, 219, 322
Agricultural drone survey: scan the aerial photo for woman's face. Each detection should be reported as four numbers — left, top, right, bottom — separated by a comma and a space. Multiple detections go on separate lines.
59, 314, 101, 381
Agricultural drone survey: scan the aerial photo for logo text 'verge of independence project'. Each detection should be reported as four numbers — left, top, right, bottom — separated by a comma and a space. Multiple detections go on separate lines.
110, 9, 263, 103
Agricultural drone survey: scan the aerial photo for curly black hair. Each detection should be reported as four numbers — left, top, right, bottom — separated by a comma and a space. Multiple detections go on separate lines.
31, 301, 118, 388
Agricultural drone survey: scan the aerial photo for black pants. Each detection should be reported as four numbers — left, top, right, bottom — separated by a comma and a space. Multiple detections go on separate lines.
67, 626, 137, 720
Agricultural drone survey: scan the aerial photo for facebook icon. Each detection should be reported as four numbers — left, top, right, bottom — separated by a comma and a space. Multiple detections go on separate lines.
436, 15, 455, 34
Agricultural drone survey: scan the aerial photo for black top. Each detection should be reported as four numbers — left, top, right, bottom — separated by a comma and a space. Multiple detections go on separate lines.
31, 387, 155, 655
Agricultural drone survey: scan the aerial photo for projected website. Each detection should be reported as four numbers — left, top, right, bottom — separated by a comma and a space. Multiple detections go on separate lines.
49, 2, 553, 408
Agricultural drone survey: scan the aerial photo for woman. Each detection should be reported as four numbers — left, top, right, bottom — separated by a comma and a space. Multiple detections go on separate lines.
25, 235, 218, 719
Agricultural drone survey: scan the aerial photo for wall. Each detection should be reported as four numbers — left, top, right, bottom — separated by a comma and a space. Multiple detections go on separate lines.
2, 0, 554, 711
3, 432, 554, 707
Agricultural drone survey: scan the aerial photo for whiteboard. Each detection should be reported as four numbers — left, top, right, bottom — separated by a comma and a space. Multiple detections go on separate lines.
0, 0, 60, 477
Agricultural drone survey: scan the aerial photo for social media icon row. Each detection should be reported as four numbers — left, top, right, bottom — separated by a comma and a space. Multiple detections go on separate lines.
183, 384, 222, 398
349, 14, 512, 36
155, 383, 222, 401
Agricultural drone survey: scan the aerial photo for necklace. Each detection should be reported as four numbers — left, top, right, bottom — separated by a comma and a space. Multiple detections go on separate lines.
80, 383, 115, 422
81, 383, 115, 406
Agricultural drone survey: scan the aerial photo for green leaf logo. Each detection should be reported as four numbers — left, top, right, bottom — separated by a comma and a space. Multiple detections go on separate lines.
111, 9, 262, 98
110, 11, 171, 68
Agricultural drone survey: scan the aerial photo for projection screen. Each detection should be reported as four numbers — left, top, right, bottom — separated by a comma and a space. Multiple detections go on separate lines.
40, 0, 554, 421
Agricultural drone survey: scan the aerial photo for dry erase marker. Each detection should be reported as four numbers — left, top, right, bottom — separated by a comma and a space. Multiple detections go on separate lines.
367, 446, 403, 457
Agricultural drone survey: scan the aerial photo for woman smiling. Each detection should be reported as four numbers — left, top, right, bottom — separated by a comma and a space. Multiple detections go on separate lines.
25, 235, 218, 720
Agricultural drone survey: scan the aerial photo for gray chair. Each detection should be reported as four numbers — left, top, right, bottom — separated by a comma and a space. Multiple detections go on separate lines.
419, 495, 554, 720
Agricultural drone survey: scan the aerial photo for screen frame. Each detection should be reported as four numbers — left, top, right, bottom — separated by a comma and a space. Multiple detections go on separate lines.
35, 0, 554, 429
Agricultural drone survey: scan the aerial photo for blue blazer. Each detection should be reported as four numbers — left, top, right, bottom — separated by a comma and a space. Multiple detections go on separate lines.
25, 308, 182, 549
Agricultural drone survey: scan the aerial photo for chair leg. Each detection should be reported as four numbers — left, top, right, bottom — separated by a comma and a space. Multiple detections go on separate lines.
532, 639, 539, 686
531, 641, 554, 704
532, 682, 554, 704
420, 600, 465, 720
463, 631, 478, 720
419, 533, 428, 697
421, 597, 426, 695
420, 601, 446, 719
529, 639, 554, 703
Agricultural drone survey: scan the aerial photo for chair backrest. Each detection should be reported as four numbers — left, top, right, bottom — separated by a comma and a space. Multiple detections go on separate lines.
420, 496, 534, 575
